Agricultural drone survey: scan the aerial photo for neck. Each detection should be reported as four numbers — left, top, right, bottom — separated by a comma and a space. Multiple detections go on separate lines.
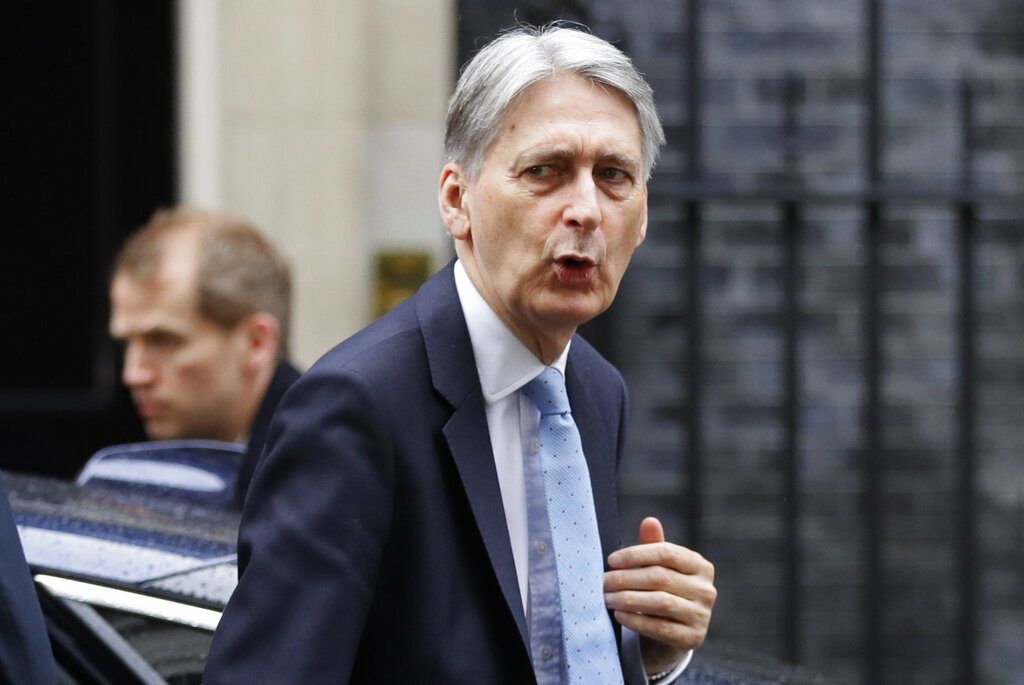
456, 254, 574, 365
525, 331, 573, 366
234, 361, 277, 442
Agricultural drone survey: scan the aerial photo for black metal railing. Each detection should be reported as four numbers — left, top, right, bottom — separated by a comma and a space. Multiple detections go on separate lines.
668, 0, 1024, 679
669, 179, 1021, 685
673, 90, 1022, 685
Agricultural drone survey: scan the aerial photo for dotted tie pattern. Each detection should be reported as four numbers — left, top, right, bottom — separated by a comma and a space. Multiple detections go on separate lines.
522, 367, 623, 684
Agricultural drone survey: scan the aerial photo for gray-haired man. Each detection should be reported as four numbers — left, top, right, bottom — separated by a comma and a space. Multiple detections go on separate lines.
205, 25, 715, 684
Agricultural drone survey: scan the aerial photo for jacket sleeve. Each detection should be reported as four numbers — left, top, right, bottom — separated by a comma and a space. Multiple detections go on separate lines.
203, 365, 395, 684
0, 474, 56, 685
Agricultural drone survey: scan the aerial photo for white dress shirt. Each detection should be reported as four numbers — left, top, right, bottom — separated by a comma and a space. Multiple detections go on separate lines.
453, 261, 691, 683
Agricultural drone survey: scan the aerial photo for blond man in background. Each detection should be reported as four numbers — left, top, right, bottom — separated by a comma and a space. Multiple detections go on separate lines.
109, 207, 300, 506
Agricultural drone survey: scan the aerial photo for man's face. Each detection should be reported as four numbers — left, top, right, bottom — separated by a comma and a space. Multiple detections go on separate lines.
446, 75, 648, 352
109, 247, 252, 443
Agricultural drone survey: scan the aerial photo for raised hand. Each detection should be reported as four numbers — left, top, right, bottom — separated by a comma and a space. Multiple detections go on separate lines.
604, 517, 717, 674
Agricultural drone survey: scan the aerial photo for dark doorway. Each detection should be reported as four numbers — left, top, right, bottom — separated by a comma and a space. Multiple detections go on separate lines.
1, 2, 177, 477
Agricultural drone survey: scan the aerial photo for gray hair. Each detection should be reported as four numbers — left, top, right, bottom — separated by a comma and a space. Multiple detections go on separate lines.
445, 24, 665, 181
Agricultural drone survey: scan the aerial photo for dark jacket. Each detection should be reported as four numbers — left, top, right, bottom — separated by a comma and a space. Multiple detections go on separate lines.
0, 473, 56, 685
205, 262, 644, 684
234, 360, 301, 507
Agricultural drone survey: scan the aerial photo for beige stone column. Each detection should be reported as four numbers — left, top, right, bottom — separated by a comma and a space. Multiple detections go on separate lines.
178, 0, 454, 368
364, 1, 455, 281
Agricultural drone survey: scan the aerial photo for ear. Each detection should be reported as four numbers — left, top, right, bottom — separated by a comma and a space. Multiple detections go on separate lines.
439, 162, 472, 241
237, 312, 281, 373
635, 185, 649, 247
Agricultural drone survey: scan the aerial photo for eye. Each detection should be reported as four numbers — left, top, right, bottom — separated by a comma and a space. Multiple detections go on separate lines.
525, 165, 552, 178
144, 330, 185, 350
598, 167, 629, 182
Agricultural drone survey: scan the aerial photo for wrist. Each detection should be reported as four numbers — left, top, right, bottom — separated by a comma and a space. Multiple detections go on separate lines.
640, 635, 683, 675
648, 666, 674, 682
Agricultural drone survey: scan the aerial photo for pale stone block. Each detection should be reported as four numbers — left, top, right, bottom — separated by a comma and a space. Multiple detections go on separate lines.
178, 0, 224, 208
222, 119, 368, 367
369, 0, 454, 122
180, 0, 453, 365
221, 0, 368, 119
366, 122, 452, 273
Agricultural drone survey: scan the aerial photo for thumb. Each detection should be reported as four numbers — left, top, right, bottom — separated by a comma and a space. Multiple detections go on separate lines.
638, 516, 665, 545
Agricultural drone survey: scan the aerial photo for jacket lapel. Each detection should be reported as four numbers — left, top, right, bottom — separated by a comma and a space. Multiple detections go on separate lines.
416, 263, 531, 657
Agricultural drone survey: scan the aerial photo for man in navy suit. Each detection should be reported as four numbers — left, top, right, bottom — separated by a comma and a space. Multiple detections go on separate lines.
205, 25, 716, 684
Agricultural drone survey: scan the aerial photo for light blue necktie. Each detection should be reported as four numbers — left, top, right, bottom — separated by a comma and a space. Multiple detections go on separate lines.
522, 367, 623, 684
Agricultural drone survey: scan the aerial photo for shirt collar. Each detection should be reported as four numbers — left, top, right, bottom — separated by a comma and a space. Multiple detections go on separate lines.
454, 260, 569, 404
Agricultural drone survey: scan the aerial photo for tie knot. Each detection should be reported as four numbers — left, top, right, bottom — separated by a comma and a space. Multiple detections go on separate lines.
522, 367, 571, 416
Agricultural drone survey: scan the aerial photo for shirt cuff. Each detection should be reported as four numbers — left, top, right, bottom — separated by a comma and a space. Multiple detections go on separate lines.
646, 649, 692, 683
622, 627, 694, 684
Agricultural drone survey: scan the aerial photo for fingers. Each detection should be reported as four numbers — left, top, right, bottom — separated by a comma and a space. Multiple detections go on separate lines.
608, 541, 715, 579
604, 518, 717, 654
604, 581, 716, 653
604, 564, 717, 605
613, 609, 709, 652
604, 589, 712, 624
610, 517, 710, 579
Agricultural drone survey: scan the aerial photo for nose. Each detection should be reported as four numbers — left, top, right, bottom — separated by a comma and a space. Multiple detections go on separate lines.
561, 171, 602, 232
121, 342, 155, 389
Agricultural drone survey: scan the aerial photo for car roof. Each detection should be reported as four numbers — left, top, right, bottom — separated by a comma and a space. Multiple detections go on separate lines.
8, 472, 240, 612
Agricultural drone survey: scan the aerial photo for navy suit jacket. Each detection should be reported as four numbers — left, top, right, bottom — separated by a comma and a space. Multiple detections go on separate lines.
0, 474, 55, 685
234, 360, 302, 506
205, 262, 645, 683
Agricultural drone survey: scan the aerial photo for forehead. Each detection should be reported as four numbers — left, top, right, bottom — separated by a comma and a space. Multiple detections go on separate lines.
488, 75, 643, 162
110, 238, 203, 334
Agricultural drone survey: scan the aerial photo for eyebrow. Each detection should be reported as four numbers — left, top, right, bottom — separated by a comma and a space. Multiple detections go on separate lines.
599, 152, 641, 174
109, 320, 189, 340
512, 146, 574, 169
512, 146, 641, 174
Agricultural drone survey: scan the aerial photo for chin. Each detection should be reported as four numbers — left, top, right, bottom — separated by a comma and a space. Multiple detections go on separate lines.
541, 303, 606, 330
565, 293, 611, 319
144, 424, 180, 442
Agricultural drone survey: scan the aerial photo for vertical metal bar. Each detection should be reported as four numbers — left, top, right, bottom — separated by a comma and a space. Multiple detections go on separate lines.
782, 201, 801, 663
864, 0, 884, 682
866, 0, 881, 185
956, 191, 978, 685
685, 202, 703, 551
956, 78, 978, 685
781, 74, 803, 664
683, 0, 704, 551
686, 0, 704, 178
863, 203, 883, 685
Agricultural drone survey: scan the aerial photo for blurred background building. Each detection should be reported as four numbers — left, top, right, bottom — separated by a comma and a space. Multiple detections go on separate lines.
3, 1, 1022, 683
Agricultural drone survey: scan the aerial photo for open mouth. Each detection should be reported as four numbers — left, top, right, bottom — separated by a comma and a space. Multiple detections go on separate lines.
554, 256, 596, 286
